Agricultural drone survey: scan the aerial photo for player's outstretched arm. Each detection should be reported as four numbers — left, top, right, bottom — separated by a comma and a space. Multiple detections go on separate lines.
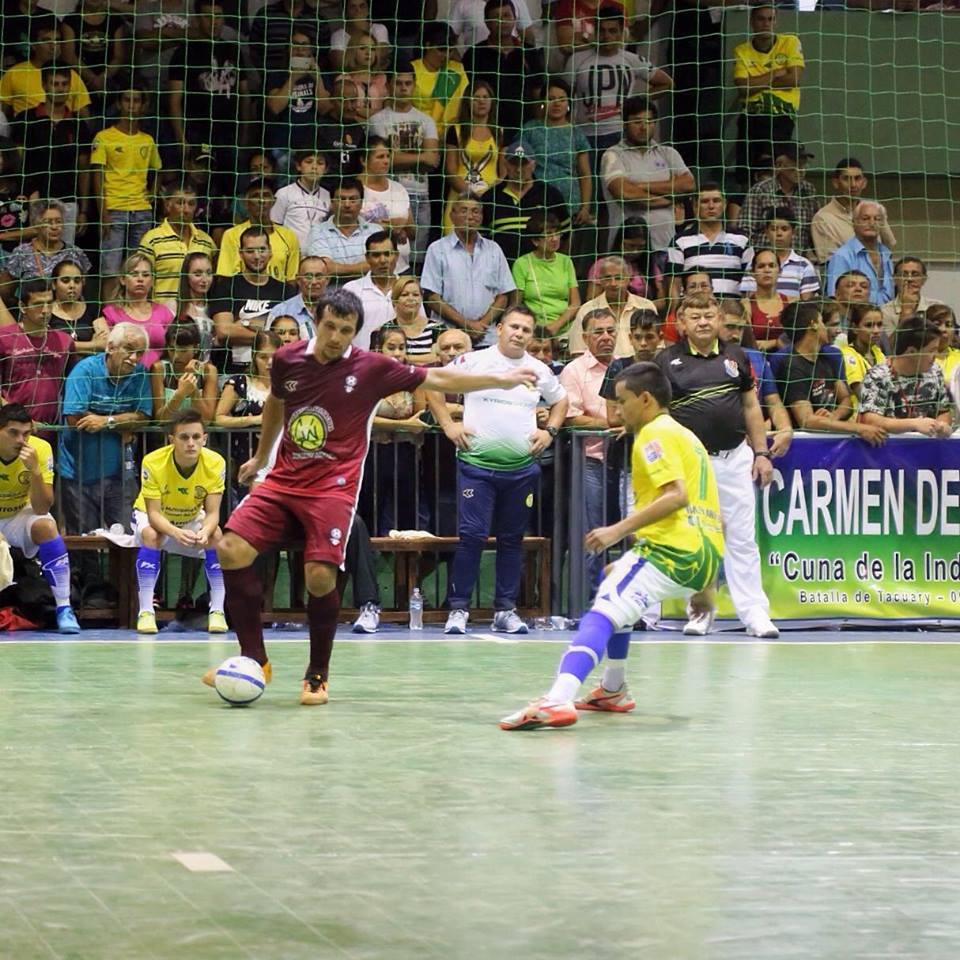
423, 365, 539, 395
585, 479, 688, 553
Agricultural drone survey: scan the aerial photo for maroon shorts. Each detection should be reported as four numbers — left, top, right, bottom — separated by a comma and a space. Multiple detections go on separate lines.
225, 483, 355, 566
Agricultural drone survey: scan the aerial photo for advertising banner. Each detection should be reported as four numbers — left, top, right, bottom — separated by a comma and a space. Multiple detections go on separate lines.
673, 436, 960, 623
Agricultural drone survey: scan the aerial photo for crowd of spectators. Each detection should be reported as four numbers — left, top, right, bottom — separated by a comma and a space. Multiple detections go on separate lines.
0, 0, 957, 564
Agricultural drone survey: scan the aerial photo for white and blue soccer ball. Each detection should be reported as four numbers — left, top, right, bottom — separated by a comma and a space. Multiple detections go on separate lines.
213, 657, 265, 705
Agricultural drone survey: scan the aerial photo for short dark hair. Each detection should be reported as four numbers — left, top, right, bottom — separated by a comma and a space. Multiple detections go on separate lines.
894, 255, 927, 277
615, 361, 672, 407
169, 407, 206, 432
498, 303, 536, 327
365, 230, 394, 251
18, 278, 51, 304
0, 403, 33, 429
622, 95, 657, 121
834, 156, 864, 173
40, 64, 71, 86
160, 176, 199, 198
315, 289, 364, 334
422, 21, 456, 48
293, 149, 325, 166
239, 225, 271, 248
780, 301, 821, 343
629, 309, 661, 332
29, 15, 59, 42
484, 0, 515, 18
698, 180, 724, 197
836, 269, 869, 286
763, 205, 796, 227
891, 316, 942, 355
597, 4, 625, 21
332, 176, 363, 198
583, 308, 616, 332
165, 321, 201, 348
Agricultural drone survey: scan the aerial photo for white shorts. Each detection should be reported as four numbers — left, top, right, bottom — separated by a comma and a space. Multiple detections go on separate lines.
0, 508, 53, 558
592, 549, 694, 631
133, 510, 209, 558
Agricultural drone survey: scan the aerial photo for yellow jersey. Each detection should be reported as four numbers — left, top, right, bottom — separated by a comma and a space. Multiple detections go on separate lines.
134, 446, 225, 526
0, 61, 91, 115
936, 348, 960, 385
90, 126, 162, 211
411, 58, 468, 136
0, 436, 54, 518
216, 221, 299, 282
630, 413, 724, 590
732, 34, 804, 116
841, 343, 885, 411
138, 219, 218, 300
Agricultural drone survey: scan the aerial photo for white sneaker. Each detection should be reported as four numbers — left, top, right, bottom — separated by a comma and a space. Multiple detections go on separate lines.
683, 610, 715, 636
352, 602, 380, 634
444, 609, 469, 634
492, 609, 529, 634
745, 613, 779, 639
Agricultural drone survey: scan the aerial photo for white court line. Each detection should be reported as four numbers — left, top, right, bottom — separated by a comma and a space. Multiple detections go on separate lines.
171, 851, 233, 872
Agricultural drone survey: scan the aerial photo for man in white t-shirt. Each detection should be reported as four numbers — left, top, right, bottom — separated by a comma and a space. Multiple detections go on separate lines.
368, 61, 440, 268
342, 231, 397, 350
568, 7, 672, 164
601, 95, 694, 251
426, 304, 568, 635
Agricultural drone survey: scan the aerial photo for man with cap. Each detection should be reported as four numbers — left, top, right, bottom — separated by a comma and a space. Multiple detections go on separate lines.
481, 139, 569, 264
734, 142, 819, 255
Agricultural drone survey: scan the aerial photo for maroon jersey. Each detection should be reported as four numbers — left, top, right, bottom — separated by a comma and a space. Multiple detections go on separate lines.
0, 326, 73, 424
265, 341, 427, 497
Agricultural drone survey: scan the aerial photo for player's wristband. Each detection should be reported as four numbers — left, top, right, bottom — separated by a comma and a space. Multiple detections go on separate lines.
753, 450, 771, 459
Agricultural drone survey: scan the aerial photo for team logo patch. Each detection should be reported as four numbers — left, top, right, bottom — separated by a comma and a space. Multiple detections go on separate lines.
329, 526, 342, 545
288, 406, 333, 452
17, 470, 31, 485
643, 440, 663, 463
344, 375, 357, 393
194, 485, 208, 501
724, 359, 740, 378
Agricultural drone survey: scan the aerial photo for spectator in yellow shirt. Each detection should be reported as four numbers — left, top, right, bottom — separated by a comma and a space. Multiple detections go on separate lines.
732, 5, 804, 187
411, 22, 468, 138
0, 17, 91, 117
840, 302, 885, 408
90, 83, 162, 300
216, 180, 299, 282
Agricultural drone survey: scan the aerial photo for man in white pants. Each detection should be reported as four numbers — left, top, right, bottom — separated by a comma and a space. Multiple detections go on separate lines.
655, 292, 781, 637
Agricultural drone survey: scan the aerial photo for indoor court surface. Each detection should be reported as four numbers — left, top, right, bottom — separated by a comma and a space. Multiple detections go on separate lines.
2, 627, 959, 960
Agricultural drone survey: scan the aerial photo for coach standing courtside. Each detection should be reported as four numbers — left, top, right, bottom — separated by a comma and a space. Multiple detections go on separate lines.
656, 292, 781, 638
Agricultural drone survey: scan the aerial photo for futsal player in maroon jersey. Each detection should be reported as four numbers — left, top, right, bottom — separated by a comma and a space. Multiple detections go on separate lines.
205, 289, 539, 704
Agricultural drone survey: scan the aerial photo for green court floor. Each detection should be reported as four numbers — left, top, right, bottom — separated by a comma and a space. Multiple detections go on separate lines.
2, 632, 960, 960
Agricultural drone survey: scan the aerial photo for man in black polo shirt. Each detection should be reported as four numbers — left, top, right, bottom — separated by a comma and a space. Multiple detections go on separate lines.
655, 291, 779, 639
482, 139, 568, 265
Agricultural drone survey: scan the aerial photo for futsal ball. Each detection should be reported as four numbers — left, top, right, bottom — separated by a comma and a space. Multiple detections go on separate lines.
213, 657, 265, 705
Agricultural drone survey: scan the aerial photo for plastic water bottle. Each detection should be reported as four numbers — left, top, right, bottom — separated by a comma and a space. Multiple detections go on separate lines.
408, 588, 424, 631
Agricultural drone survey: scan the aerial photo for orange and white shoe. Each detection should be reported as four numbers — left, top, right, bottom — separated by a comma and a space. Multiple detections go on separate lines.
202, 660, 272, 688
300, 674, 329, 705
575, 684, 637, 713
499, 697, 577, 731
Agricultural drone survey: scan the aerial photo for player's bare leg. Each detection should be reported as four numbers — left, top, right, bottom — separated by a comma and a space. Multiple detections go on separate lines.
300, 561, 340, 705
203, 532, 273, 686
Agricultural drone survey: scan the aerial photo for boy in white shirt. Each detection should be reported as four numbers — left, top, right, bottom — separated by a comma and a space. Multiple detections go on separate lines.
270, 150, 331, 249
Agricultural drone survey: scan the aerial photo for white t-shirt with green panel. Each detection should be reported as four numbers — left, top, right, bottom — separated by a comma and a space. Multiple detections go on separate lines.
452, 346, 566, 471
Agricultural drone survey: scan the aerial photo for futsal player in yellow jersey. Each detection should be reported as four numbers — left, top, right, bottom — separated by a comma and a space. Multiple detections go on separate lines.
501, 361, 724, 731
0, 404, 80, 633
132, 408, 227, 634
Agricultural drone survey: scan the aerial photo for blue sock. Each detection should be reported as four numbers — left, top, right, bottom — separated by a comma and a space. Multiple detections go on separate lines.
547, 611, 615, 702
136, 546, 162, 615
38, 536, 72, 609
205, 549, 225, 613
602, 631, 631, 691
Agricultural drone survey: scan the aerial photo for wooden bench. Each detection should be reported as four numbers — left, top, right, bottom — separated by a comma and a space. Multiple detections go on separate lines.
63, 535, 136, 625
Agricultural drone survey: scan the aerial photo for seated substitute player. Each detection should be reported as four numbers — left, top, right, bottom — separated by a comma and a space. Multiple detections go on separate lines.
500, 362, 724, 731
207, 289, 540, 706
0, 404, 80, 633
132, 408, 227, 635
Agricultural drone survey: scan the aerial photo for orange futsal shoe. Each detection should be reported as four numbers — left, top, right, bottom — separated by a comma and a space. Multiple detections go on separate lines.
203, 660, 272, 688
300, 674, 329, 705
499, 697, 578, 731
575, 684, 637, 713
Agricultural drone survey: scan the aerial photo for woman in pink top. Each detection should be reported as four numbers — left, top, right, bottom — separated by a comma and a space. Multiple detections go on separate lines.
94, 252, 174, 369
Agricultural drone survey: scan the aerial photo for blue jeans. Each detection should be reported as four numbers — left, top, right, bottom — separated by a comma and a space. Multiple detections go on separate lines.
102, 209, 153, 276
448, 461, 540, 611
584, 457, 620, 588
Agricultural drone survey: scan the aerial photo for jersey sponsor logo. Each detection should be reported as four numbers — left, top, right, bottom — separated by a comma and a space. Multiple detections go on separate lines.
643, 440, 663, 463
288, 405, 333, 453
724, 359, 740, 378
